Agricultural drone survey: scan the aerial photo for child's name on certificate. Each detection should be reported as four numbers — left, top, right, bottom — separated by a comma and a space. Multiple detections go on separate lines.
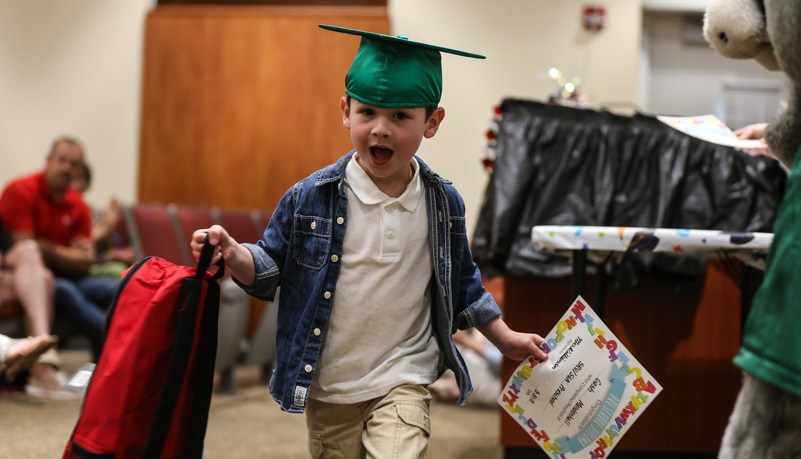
498, 297, 662, 458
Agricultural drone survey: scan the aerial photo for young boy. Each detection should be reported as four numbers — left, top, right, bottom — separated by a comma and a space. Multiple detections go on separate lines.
192, 24, 547, 458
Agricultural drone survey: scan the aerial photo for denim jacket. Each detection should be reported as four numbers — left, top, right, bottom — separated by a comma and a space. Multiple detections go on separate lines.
236, 151, 502, 413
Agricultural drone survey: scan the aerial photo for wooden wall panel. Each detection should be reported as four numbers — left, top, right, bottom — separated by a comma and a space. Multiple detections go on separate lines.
139, 6, 389, 209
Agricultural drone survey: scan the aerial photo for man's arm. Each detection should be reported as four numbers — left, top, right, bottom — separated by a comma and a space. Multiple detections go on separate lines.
10, 232, 94, 278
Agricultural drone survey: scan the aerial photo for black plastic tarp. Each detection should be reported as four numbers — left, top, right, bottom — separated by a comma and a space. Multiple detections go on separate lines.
472, 99, 787, 287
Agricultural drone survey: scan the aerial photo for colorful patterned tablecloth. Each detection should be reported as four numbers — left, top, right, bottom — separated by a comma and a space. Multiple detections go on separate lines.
532, 225, 773, 268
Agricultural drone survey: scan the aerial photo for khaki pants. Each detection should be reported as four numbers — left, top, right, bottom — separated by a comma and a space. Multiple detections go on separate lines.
305, 384, 432, 459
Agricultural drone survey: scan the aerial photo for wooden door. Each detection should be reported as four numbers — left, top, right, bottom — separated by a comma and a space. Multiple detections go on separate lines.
138, 5, 389, 209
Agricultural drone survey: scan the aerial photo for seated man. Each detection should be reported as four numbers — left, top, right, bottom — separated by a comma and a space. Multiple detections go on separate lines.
0, 136, 119, 360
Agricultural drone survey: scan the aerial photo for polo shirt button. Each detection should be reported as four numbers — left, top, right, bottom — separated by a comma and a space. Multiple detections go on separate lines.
310, 221, 317, 230
387, 231, 395, 239
305, 365, 312, 373
331, 254, 339, 263
337, 217, 344, 225
386, 205, 395, 213
314, 328, 321, 336
324, 291, 331, 299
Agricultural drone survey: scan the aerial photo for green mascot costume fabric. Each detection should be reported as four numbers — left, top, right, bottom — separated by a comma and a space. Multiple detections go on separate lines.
704, 1, 801, 457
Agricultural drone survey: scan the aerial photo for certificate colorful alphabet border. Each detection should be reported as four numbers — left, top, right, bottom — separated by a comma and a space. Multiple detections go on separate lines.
498, 297, 663, 458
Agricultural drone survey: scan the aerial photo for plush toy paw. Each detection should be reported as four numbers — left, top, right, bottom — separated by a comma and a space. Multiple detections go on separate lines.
765, 87, 801, 167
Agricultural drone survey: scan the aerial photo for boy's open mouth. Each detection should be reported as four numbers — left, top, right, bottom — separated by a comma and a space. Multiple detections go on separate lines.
370, 146, 394, 165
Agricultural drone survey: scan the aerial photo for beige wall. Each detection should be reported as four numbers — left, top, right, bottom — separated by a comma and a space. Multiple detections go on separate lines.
390, 0, 642, 233
0, 1, 640, 236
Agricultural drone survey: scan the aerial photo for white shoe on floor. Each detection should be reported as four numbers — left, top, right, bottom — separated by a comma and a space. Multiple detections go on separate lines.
25, 370, 81, 401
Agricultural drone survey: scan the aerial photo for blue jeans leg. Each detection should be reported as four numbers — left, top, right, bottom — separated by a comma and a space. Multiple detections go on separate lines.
54, 276, 120, 353
73, 275, 120, 310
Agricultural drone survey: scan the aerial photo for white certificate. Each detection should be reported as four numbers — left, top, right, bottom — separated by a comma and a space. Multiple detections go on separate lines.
498, 296, 662, 458
657, 114, 764, 149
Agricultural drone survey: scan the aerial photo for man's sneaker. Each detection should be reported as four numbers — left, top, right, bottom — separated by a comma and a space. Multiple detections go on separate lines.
25, 370, 81, 401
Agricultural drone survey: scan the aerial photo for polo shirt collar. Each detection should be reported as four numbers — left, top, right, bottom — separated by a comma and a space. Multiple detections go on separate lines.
346, 156, 423, 212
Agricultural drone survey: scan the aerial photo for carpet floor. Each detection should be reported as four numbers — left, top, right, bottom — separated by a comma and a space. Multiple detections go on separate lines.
0, 350, 503, 458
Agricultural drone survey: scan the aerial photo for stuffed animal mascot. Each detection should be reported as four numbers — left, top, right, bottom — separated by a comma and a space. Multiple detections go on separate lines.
704, 1, 801, 457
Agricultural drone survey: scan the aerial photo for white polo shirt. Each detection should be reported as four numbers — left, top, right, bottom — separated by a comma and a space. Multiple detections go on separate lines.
309, 156, 439, 404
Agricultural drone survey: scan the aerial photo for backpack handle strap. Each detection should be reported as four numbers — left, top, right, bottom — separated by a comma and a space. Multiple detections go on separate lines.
196, 232, 225, 280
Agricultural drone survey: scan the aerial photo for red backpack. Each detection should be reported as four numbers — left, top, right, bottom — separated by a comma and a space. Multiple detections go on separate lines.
63, 238, 223, 459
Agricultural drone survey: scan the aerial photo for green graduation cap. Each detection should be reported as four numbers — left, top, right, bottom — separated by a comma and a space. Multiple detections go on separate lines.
320, 24, 485, 108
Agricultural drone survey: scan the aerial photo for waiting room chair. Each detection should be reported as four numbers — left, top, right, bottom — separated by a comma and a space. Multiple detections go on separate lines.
124, 203, 186, 265
212, 208, 277, 384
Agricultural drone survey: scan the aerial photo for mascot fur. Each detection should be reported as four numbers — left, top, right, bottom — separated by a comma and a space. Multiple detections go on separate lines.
704, 1, 801, 457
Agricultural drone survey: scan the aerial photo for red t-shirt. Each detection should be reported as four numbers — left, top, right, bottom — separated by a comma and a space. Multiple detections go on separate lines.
0, 171, 92, 247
